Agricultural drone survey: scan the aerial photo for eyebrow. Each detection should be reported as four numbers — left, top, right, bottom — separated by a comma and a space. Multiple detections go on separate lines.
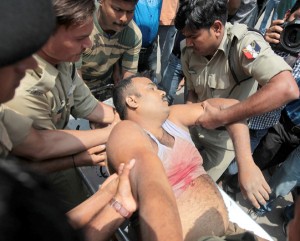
146, 83, 157, 88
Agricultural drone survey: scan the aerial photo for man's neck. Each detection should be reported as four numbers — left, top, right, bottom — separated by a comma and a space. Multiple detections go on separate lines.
97, 9, 116, 36
37, 50, 60, 66
133, 117, 174, 147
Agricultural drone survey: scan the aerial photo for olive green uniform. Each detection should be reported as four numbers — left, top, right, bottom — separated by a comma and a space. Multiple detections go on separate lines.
77, 1, 142, 101
181, 23, 292, 181
6, 55, 99, 211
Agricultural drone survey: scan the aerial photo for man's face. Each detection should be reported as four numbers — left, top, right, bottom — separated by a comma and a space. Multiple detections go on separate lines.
41, 17, 93, 64
98, 0, 135, 33
131, 77, 169, 115
0, 56, 37, 103
183, 26, 221, 57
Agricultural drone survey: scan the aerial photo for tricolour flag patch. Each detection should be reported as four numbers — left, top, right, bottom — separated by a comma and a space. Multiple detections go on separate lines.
242, 40, 261, 60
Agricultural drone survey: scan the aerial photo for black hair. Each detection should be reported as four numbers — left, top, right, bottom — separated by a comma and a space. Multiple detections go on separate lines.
175, 0, 228, 32
113, 73, 142, 120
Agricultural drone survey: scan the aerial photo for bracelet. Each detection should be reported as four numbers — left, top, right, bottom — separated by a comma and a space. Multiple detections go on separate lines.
71, 155, 76, 168
109, 197, 131, 218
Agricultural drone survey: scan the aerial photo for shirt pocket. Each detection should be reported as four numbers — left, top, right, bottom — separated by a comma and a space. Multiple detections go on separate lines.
207, 73, 231, 90
188, 70, 201, 88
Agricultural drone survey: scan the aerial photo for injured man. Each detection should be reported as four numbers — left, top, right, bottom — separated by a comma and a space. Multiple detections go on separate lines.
106, 75, 271, 241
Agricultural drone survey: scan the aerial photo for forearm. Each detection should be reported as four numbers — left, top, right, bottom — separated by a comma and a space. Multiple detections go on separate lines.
84, 203, 126, 241
218, 72, 299, 125
67, 188, 114, 229
137, 178, 183, 241
25, 155, 75, 173
86, 102, 116, 124
130, 152, 182, 241
12, 126, 111, 161
225, 121, 254, 170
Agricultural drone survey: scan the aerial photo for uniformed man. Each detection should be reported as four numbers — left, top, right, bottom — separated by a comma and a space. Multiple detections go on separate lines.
76, 0, 142, 101
5, 0, 119, 212
0, 0, 55, 157
174, 0, 299, 206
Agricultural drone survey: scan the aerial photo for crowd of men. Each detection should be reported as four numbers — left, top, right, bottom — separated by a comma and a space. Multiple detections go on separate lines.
0, 0, 299, 241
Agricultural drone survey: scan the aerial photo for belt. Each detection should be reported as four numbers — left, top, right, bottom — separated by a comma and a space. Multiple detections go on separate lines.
140, 43, 154, 54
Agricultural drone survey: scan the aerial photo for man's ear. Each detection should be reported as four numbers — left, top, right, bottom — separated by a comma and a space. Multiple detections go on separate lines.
212, 20, 223, 36
125, 95, 138, 109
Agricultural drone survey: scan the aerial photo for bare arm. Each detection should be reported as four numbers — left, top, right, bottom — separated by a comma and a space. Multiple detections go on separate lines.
67, 160, 137, 241
198, 71, 299, 129
224, 117, 271, 209
85, 102, 117, 125
106, 121, 183, 241
169, 98, 271, 208
24, 145, 106, 173
11, 126, 112, 161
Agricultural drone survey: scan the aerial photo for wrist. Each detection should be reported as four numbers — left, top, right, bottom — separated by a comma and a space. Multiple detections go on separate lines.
109, 197, 131, 219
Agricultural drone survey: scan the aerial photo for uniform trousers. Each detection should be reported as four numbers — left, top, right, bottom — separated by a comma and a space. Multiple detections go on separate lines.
190, 126, 235, 182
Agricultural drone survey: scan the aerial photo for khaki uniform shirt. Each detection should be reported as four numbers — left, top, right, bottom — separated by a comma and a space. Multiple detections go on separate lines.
6, 55, 98, 130
0, 105, 33, 157
181, 23, 292, 176
182, 23, 292, 102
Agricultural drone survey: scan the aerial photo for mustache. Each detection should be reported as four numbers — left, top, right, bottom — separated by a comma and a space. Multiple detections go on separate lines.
113, 22, 128, 27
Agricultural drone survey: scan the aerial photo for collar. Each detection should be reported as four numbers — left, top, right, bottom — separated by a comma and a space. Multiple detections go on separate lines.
26, 54, 59, 94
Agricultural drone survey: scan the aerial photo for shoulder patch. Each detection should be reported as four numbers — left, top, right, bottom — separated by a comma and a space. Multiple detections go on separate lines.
242, 40, 261, 60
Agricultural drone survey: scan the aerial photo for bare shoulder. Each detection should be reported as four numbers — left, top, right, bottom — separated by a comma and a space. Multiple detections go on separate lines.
107, 120, 151, 151
106, 120, 155, 170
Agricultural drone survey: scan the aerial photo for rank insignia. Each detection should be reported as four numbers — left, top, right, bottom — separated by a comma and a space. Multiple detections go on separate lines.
27, 89, 43, 96
242, 40, 261, 60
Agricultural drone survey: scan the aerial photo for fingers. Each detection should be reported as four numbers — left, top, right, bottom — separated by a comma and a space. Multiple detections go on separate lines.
99, 173, 119, 193
87, 144, 106, 154
244, 192, 260, 209
265, 22, 283, 44
118, 159, 135, 176
92, 153, 107, 165
242, 184, 270, 209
